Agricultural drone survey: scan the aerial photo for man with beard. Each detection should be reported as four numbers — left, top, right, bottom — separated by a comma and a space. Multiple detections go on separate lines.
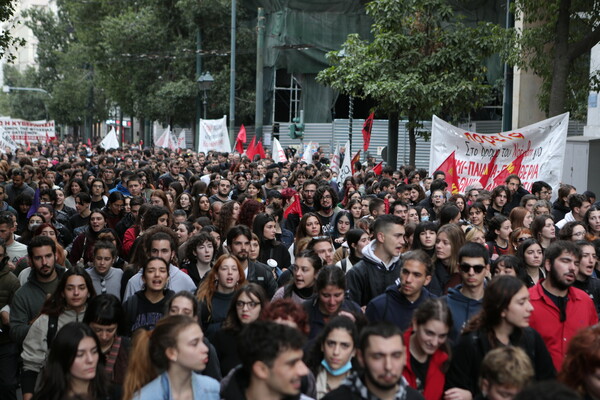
221, 321, 311, 400
9, 236, 65, 345
322, 322, 423, 400
210, 178, 231, 204
226, 225, 277, 298
314, 185, 340, 236
529, 240, 598, 371
285, 179, 319, 235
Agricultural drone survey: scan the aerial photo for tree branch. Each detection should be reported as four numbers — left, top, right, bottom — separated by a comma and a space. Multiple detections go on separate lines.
568, 25, 600, 61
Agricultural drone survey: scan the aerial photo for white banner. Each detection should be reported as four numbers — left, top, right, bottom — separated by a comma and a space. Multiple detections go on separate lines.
198, 116, 231, 153
272, 138, 287, 163
100, 127, 120, 150
338, 140, 352, 191
0, 117, 55, 145
176, 129, 187, 150
428, 113, 569, 193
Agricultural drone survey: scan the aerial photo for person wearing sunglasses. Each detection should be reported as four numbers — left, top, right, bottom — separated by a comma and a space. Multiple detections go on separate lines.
442, 242, 489, 342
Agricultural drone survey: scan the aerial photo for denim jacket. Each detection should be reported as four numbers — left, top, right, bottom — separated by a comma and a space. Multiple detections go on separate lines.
135, 372, 220, 400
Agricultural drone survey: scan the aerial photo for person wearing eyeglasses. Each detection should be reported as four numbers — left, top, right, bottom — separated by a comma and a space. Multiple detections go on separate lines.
212, 283, 268, 377
442, 242, 489, 342
572, 240, 600, 316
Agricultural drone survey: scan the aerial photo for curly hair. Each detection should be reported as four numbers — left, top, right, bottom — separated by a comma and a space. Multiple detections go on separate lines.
238, 199, 264, 229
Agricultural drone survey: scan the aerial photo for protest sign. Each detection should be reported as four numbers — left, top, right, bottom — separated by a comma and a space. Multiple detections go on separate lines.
0, 118, 55, 145
198, 116, 231, 153
429, 113, 569, 192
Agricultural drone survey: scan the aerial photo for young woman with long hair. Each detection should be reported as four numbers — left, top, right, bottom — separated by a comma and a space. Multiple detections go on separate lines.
102, 192, 125, 231
122, 257, 174, 334
252, 212, 291, 270
69, 209, 110, 266
32, 322, 112, 400
22, 267, 96, 399
531, 214, 556, 250
191, 193, 211, 219
445, 275, 555, 398
331, 210, 353, 249
486, 215, 513, 258
83, 294, 130, 390
586, 205, 600, 238
273, 250, 323, 303
303, 265, 361, 340
516, 238, 546, 287
215, 200, 241, 238
428, 223, 466, 296
411, 221, 438, 258
306, 316, 358, 399
196, 254, 246, 341
346, 198, 363, 226
403, 298, 453, 400
123, 315, 219, 400
212, 284, 268, 377
509, 206, 533, 230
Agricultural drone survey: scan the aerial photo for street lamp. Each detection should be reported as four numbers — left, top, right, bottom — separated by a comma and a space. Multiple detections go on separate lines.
197, 72, 214, 120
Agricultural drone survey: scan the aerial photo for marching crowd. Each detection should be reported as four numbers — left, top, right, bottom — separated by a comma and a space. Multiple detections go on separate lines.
0, 141, 598, 400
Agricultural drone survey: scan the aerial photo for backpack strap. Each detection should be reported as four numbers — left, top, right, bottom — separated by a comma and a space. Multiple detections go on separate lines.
47, 314, 59, 348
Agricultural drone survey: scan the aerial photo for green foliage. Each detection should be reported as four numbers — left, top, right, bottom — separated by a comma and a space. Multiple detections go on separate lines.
506, 0, 600, 119
317, 0, 500, 164
0, 65, 48, 120
24, 0, 256, 129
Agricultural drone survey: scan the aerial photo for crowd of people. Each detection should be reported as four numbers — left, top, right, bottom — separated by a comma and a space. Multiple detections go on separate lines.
0, 141, 598, 400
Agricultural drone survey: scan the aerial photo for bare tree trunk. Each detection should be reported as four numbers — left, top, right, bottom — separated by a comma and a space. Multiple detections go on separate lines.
387, 112, 399, 169
409, 125, 417, 167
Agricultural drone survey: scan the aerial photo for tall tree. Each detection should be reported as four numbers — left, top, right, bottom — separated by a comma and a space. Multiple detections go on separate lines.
507, 0, 600, 118
317, 0, 501, 166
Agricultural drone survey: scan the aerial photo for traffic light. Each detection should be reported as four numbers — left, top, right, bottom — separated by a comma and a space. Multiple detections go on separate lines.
288, 117, 304, 139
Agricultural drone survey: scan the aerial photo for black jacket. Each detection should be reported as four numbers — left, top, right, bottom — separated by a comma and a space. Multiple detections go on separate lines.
247, 261, 277, 298
445, 327, 556, 397
346, 244, 402, 307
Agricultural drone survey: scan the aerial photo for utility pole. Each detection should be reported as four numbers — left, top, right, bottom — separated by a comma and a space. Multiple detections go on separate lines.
255, 8, 265, 140
229, 0, 237, 144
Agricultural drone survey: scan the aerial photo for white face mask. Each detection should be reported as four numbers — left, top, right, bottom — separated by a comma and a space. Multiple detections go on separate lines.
29, 222, 42, 231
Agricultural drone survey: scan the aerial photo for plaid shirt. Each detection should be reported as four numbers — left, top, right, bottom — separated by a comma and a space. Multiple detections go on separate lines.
341, 373, 408, 400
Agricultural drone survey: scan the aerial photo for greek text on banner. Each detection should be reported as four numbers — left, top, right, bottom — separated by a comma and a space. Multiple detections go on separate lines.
428, 113, 569, 193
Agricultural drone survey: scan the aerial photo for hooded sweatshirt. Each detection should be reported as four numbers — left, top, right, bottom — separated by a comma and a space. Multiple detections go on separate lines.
443, 285, 483, 341
365, 284, 436, 330
346, 240, 402, 307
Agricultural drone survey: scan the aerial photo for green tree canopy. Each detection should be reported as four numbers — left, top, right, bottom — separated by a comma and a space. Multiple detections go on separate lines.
317, 0, 502, 166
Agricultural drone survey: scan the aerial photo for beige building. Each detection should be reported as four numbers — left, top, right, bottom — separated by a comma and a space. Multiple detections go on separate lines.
0, 0, 57, 83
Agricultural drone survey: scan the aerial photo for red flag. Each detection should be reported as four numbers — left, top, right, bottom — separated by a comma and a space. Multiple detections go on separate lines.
373, 161, 383, 175
435, 151, 459, 194
246, 136, 257, 159
479, 149, 499, 189
492, 151, 527, 188
24, 134, 30, 152
235, 125, 247, 153
362, 112, 374, 152
87, 138, 92, 148
256, 140, 266, 159
351, 150, 361, 174
284, 194, 303, 219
